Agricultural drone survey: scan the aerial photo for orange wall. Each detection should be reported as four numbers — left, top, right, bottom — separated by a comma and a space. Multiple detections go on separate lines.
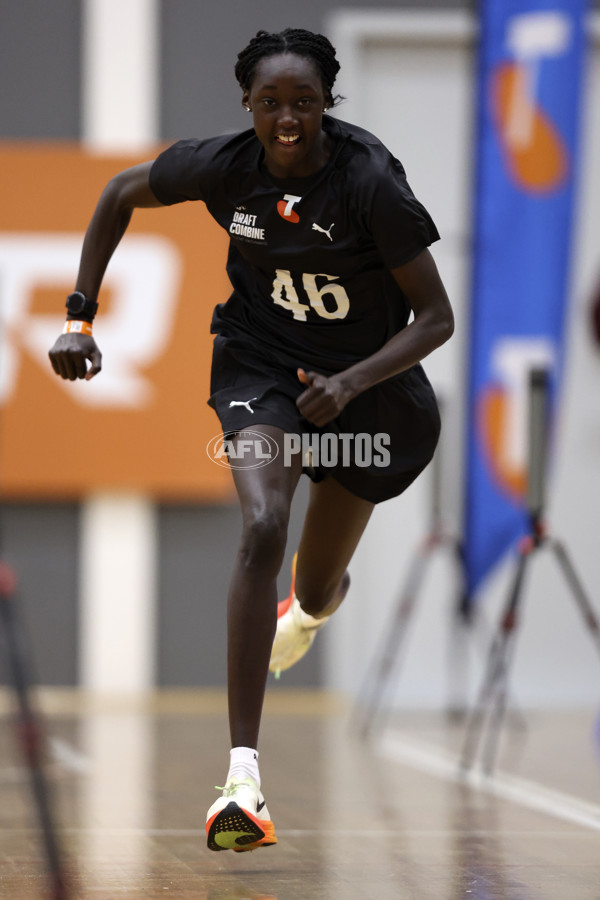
0, 144, 236, 500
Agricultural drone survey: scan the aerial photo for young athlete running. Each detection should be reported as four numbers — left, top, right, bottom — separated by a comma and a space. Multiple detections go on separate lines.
49, 28, 453, 852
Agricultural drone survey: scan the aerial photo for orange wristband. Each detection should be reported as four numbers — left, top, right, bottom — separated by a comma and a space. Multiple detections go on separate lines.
63, 320, 93, 336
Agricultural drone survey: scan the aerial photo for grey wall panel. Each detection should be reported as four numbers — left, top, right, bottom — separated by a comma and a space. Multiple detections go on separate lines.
157, 503, 236, 687
157, 478, 321, 688
0, 0, 81, 139
0, 503, 79, 686
159, 0, 470, 140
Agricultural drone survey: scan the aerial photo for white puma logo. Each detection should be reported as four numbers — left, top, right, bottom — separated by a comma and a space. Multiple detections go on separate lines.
312, 222, 335, 241
229, 397, 258, 413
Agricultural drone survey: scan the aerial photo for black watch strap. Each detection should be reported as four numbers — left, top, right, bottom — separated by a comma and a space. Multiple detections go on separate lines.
66, 291, 99, 323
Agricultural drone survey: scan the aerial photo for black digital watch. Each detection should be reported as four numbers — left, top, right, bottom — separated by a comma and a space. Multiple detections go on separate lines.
65, 291, 98, 322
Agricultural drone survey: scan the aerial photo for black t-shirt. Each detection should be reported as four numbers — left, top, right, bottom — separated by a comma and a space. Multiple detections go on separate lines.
149, 116, 440, 374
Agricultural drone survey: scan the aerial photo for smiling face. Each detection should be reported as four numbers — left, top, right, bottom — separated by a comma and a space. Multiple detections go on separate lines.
242, 53, 333, 179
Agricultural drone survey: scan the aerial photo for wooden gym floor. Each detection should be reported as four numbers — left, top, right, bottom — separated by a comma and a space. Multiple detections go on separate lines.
0, 690, 599, 899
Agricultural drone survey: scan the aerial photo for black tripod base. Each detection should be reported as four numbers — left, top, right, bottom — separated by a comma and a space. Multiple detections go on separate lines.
460, 521, 600, 775
352, 530, 468, 739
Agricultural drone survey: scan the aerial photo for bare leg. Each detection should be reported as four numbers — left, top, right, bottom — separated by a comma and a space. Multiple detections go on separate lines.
295, 476, 374, 619
227, 426, 303, 749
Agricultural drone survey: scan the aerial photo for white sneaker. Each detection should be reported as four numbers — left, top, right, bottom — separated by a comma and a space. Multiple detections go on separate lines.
205, 777, 277, 852
269, 554, 328, 677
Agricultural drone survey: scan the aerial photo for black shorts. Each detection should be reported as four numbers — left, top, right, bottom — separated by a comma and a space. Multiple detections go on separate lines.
208, 334, 441, 504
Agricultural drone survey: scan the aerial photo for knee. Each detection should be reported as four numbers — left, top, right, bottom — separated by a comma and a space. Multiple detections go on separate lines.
297, 570, 350, 618
239, 506, 288, 571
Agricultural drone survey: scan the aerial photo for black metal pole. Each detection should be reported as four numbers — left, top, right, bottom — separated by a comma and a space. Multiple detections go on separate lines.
0, 562, 71, 900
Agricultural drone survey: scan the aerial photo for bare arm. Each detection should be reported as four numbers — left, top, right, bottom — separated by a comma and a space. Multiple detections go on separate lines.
296, 248, 454, 427
49, 161, 163, 381
73, 161, 162, 301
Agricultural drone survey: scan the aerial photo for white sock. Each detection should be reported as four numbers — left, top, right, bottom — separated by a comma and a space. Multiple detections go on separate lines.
227, 746, 260, 788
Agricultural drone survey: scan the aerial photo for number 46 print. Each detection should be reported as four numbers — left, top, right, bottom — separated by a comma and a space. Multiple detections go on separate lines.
271, 269, 350, 321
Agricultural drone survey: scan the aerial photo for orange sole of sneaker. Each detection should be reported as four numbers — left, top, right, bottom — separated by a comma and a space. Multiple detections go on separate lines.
233, 819, 278, 852
277, 553, 297, 619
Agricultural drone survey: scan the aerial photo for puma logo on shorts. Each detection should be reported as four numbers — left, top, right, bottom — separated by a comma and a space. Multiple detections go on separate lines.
229, 397, 258, 414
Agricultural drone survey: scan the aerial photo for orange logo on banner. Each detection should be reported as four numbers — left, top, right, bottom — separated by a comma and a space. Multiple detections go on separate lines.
492, 62, 568, 192
476, 336, 555, 505
0, 145, 235, 500
477, 386, 527, 503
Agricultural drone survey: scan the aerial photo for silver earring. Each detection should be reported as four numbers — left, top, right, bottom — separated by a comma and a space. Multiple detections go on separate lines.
244, 106, 251, 112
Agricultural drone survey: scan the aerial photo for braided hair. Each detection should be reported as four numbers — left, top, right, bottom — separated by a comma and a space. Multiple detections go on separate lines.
235, 28, 342, 106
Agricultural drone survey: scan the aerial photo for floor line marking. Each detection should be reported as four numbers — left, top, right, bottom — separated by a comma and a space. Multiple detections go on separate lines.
48, 737, 90, 774
377, 730, 600, 832
0, 737, 90, 783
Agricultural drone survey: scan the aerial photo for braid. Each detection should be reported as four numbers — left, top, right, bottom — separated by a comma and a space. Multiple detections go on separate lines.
235, 28, 342, 105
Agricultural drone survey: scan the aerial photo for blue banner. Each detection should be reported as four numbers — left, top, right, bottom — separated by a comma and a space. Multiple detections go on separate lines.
465, 0, 587, 594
